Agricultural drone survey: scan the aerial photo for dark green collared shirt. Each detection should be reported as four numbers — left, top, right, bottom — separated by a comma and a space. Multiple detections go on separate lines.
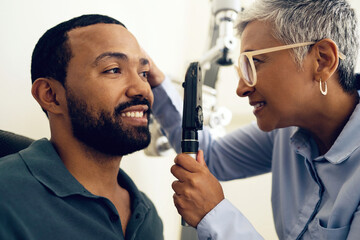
0, 138, 163, 240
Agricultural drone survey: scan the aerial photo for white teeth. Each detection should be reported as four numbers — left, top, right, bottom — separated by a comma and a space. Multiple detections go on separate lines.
121, 111, 144, 118
254, 102, 264, 109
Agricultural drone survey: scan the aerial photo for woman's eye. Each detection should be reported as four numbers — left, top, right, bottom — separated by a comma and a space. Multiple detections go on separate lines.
253, 57, 261, 64
104, 68, 121, 74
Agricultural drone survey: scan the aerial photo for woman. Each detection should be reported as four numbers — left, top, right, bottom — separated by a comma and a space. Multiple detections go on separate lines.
149, 0, 360, 239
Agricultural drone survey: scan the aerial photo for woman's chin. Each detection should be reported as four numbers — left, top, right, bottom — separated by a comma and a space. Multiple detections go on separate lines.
256, 120, 276, 132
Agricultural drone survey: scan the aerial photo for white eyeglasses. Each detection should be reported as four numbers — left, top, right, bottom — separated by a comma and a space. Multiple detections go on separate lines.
236, 41, 346, 87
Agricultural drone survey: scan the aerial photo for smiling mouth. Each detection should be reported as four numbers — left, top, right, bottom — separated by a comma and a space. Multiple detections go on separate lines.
253, 102, 265, 110
250, 101, 266, 115
120, 111, 145, 118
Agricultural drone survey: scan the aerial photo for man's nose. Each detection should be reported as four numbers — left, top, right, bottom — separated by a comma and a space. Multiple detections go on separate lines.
126, 73, 153, 102
236, 77, 254, 97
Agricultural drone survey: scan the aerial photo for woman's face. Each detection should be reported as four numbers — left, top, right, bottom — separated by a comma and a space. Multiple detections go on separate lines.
236, 20, 316, 132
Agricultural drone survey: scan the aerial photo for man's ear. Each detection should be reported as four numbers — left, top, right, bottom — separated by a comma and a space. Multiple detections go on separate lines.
31, 78, 66, 115
312, 38, 340, 82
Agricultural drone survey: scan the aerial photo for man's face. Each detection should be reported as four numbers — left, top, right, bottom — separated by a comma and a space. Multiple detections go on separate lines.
64, 23, 153, 156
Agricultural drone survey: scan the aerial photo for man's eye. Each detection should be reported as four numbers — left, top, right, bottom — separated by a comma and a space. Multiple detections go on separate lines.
140, 71, 148, 78
104, 68, 121, 74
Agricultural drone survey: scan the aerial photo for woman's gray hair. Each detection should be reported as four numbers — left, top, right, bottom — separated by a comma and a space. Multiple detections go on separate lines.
236, 0, 359, 92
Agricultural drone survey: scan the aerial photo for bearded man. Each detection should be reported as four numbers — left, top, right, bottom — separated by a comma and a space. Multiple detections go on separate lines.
0, 14, 164, 240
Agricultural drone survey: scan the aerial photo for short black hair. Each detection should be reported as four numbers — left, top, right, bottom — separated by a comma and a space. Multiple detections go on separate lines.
31, 14, 126, 86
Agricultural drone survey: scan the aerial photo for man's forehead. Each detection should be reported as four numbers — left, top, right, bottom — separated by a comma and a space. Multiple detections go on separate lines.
67, 23, 144, 61
68, 23, 128, 38
68, 23, 136, 47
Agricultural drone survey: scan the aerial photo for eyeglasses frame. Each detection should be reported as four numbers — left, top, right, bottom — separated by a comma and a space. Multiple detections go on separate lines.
236, 41, 346, 87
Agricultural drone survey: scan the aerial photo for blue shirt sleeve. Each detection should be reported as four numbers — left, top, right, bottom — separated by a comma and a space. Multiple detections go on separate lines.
152, 76, 183, 153
197, 199, 264, 240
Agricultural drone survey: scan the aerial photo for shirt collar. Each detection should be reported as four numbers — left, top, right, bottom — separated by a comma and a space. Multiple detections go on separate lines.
290, 127, 313, 159
290, 102, 360, 164
324, 102, 360, 164
19, 138, 149, 208
117, 168, 150, 210
19, 138, 90, 197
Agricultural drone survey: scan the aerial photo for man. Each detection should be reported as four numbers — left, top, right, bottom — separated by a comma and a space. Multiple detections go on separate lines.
0, 14, 163, 239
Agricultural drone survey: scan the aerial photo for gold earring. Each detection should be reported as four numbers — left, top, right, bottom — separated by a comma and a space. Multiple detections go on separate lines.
319, 78, 327, 96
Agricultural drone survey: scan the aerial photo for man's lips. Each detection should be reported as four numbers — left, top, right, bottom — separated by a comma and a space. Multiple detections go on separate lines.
119, 105, 149, 118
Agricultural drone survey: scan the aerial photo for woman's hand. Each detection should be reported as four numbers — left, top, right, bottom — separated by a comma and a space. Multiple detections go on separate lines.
171, 150, 225, 227
141, 49, 165, 87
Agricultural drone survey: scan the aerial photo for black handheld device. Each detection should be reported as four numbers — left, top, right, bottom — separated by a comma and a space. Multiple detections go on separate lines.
181, 62, 203, 156
181, 62, 203, 226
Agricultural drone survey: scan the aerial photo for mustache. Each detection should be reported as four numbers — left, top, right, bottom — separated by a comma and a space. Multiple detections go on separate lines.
114, 98, 152, 116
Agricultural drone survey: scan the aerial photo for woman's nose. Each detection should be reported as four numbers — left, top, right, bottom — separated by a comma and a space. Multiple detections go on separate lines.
236, 77, 254, 97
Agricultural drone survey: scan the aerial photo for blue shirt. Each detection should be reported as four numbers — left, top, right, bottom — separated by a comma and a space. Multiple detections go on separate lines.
0, 138, 163, 240
152, 77, 360, 240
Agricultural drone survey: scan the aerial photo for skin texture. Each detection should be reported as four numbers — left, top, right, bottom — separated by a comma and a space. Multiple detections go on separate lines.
167, 20, 359, 227
31, 23, 155, 235
236, 20, 358, 154
171, 151, 225, 226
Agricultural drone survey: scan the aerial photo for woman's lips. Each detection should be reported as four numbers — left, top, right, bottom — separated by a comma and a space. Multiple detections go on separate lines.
251, 101, 266, 115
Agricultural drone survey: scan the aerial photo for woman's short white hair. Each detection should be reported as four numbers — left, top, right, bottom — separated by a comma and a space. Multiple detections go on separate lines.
237, 0, 359, 92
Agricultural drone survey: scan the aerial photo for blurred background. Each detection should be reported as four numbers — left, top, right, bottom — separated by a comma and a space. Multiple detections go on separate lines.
1, 0, 359, 239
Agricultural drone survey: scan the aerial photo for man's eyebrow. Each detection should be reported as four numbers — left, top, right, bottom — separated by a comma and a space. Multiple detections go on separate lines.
140, 58, 149, 66
93, 52, 128, 66
93, 52, 150, 67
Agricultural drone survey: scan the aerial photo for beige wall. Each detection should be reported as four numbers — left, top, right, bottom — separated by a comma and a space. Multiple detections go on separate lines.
1, 1, 359, 239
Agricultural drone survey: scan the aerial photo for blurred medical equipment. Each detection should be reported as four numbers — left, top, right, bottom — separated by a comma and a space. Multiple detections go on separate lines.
144, 0, 241, 157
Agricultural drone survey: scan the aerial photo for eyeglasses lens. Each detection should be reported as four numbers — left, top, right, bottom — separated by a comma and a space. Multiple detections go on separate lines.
239, 55, 254, 85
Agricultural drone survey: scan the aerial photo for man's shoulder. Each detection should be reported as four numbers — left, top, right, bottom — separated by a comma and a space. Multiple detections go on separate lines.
0, 138, 52, 177
0, 151, 37, 196
0, 153, 28, 178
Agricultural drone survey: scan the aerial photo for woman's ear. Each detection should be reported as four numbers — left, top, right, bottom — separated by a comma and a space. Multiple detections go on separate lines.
31, 78, 66, 115
312, 38, 340, 82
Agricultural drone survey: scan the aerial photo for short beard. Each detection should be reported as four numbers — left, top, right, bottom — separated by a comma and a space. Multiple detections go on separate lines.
66, 88, 151, 157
